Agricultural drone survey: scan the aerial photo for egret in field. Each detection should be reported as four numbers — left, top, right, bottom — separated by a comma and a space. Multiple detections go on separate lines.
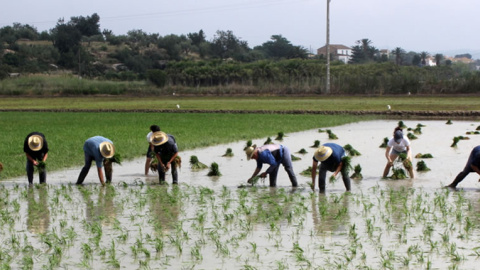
387, 105, 391, 110
176, 104, 180, 109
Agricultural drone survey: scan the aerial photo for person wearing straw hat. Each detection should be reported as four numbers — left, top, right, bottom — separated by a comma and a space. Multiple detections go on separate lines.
245, 144, 298, 187
23, 132, 49, 184
446, 145, 480, 189
76, 136, 115, 186
382, 127, 414, 179
311, 143, 351, 192
151, 131, 179, 184
145, 125, 161, 175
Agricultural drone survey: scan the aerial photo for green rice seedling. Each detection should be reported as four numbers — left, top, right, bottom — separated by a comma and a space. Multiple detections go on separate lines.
413, 127, 422, 134
416, 161, 430, 172
311, 140, 320, 148
222, 148, 234, 157
398, 120, 407, 129
350, 164, 363, 180
415, 153, 433, 158
329, 175, 337, 184
407, 132, 418, 140
290, 154, 301, 161
107, 153, 122, 165
343, 144, 361, 156
243, 140, 253, 151
297, 148, 307, 154
326, 129, 338, 139
446, 119, 453, 125
275, 132, 285, 141
379, 137, 389, 148
417, 123, 426, 127
190, 155, 208, 170
341, 156, 352, 175
207, 162, 221, 176
318, 128, 326, 133
300, 166, 312, 176
451, 136, 460, 147
264, 137, 273, 145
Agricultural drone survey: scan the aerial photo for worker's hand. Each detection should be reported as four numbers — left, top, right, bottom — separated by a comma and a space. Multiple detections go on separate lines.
165, 162, 171, 171
33, 160, 39, 166
260, 172, 267, 178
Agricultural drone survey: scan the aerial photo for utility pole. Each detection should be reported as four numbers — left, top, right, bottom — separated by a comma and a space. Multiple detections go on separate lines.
325, 0, 331, 94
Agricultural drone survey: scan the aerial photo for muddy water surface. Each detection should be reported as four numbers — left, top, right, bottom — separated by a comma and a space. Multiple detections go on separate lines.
3, 120, 480, 269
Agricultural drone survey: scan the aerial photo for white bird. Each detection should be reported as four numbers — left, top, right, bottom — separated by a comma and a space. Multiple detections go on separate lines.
387, 105, 391, 110
173, 92, 176, 96
176, 104, 180, 109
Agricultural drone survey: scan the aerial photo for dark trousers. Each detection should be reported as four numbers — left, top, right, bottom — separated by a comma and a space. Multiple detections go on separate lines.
267, 146, 298, 187
158, 155, 178, 184
318, 163, 351, 192
26, 160, 46, 184
76, 152, 94, 184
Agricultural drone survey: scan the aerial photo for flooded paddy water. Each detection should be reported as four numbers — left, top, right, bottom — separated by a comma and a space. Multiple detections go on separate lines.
3, 119, 480, 269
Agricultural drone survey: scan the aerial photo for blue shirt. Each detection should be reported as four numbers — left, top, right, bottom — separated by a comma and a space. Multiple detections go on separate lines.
83, 136, 113, 168
256, 144, 283, 173
466, 146, 480, 172
313, 143, 345, 172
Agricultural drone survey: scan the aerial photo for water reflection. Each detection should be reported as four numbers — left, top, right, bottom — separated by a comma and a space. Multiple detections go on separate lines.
27, 185, 50, 234
311, 193, 350, 234
78, 185, 117, 226
147, 186, 182, 234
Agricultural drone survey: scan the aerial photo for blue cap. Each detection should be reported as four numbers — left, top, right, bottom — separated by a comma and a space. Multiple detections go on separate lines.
394, 130, 403, 143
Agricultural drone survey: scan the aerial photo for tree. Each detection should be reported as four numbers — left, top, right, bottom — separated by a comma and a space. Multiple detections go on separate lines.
392, 47, 405, 65
70, 13, 101, 39
434, 53, 443, 66
210, 30, 249, 60
51, 19, 82, 68
420, 51, 429, 66
412, 54, 421, 66
349, 38, 378, 64
187, 30, 206, 47
258, 35, 308, 59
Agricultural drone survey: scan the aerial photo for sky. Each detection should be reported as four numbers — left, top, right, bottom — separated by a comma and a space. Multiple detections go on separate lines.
1, 0, 479, 58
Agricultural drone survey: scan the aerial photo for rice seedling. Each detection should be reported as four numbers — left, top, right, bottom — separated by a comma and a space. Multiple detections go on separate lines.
297, 148, 307, 154
326, 129, 338, 140
398, 121, 407, 129
207, 162, 221, 176
379, 137, 389, 148
318, 128, 326, 133
190, 155, 208, 170
407, 132, 418, 140
311, 140, 320, 148
300, 167, 312, 177
222, 148, 234, 157
290, 154, 301, 161
243, 140, 253, 151
446, 119, 453, 125
263, 137, 273, 145
416, 161, 430, 172
415, 153, 433, 158
275, 132, 285, 141
350, 164, 363, 180
451, 137, 460, 147
413, 127, 422, 134
343, 144, 361, 156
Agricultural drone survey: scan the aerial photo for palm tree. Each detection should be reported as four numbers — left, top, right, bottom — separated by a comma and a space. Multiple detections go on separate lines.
434, 53, 443, 66
392, 47, 405, 65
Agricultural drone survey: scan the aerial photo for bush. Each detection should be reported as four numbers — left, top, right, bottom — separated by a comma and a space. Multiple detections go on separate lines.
147, 69, 167, 87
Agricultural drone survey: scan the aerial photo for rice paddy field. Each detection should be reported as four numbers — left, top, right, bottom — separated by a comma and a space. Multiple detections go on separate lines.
3, 119, 480, 269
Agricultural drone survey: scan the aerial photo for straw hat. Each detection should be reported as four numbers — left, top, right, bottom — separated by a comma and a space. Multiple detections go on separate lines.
314, 146, 333, 162
28, 135, 43, 151
150, 131, 169, 146
245, 144, 257, 160
99, 141, 115, 158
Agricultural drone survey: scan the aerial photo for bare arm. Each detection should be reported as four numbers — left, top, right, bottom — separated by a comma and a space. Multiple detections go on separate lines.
385, 146, 393, 164
97, 166, 105, 186
311, 161, 318, 189
333, 162, 343, 177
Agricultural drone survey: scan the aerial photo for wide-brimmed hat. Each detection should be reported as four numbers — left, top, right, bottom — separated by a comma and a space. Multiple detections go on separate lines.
99, 141, 115, 158
245, 144, 257, 160
28, 135, 43, 151
314, 146, 333, 162
150, 131, 168, 146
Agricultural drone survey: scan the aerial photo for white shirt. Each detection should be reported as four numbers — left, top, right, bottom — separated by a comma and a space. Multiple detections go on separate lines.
146, 131, 153, 143
387, 136, 410, 152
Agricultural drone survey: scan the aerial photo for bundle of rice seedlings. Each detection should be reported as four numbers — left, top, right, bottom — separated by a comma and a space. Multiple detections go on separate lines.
413, 127, 422, 134
417, 123, 426, 127
311, 140, 320, 148
391, 168, 408, 179
297, 148, 308, 154
247, 175, 263, 186
108, 153, 122, 165
446, 119, 453, 125
243, 140, 253, 151
415, 153, 433, 158
318, 129, 326, 133
398, 153, 412, 171
207, 162, 221, 176
476, 125, 480, 131
300, 166, 312, 176
290, 154, 301, 161
343, 144, 361, 156
398, 121, 407, 129
264, 137, 273, 145
275, 132, 285, 141
416, 160, 430, 172
222, 148, 234, 157
36, 161, 47, 174
350, 164, 363, 180
341, 156, 353, 175
174, 156, 182, 169
466, 131, 480, 135
458, 136, 470, 140
379, 137, 389, 148
451, 136, 460, 147
190, 155, 208, 170
329, 175, 337, 184
407, 133, 418, 140
327, 129, 338, 140
150, 159, 158, 172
